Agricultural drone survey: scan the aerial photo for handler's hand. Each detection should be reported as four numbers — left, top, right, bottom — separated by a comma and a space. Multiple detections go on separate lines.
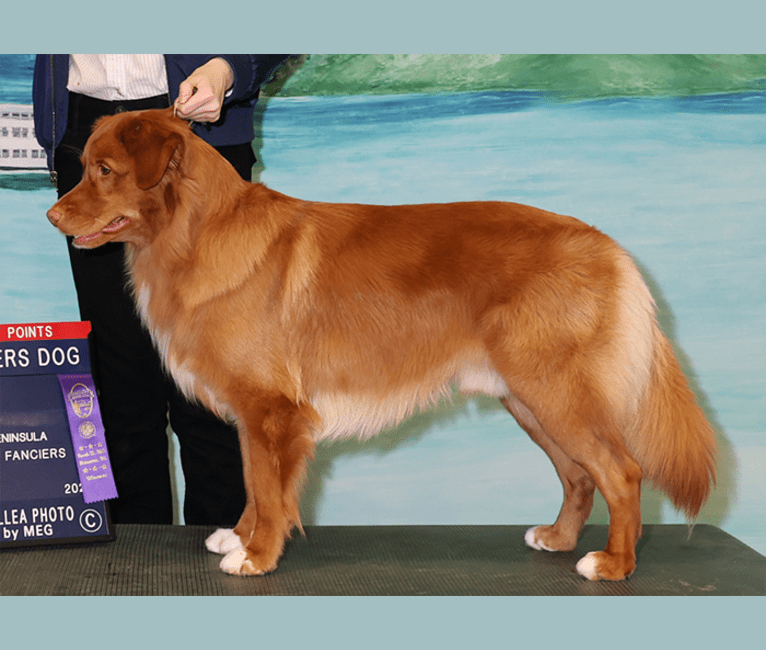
174, 58, 234, 123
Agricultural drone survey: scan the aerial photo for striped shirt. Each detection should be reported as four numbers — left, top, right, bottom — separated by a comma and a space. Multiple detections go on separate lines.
67, 54, 169, 101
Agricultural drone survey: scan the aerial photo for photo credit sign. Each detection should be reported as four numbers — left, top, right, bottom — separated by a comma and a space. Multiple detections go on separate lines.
0, 322, 116, 548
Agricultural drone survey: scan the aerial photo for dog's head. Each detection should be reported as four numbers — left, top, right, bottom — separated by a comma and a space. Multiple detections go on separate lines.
47, 107, 189, 248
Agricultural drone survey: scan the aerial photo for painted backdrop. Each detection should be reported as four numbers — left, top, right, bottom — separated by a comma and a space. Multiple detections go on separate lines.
1, 54, 764, 555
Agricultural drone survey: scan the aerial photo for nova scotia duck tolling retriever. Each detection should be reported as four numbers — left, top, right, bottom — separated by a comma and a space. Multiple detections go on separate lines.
47, 107, 716, 581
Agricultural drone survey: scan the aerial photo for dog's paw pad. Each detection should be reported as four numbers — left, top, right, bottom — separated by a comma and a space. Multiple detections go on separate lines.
205, 528, 243, 555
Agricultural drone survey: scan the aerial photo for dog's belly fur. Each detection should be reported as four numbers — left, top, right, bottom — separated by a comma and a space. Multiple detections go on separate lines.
311, 362, 510, 442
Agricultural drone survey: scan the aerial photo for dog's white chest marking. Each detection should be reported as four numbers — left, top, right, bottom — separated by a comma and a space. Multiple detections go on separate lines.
134, 283, 232, 420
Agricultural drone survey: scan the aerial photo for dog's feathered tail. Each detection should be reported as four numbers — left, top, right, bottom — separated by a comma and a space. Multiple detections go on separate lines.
628, 327, 717, 518
614, 258, 717, 519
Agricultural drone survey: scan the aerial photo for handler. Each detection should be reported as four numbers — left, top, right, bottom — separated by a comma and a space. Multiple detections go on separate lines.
33, 54, 290, 525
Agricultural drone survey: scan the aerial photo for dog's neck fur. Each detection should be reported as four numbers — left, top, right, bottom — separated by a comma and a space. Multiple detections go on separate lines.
127, 134, 301, 316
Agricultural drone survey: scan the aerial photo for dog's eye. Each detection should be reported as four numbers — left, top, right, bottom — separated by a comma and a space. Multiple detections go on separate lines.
100, 165, 111, 176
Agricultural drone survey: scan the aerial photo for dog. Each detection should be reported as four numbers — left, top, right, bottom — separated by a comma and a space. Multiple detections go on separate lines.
47, 107, 716, 581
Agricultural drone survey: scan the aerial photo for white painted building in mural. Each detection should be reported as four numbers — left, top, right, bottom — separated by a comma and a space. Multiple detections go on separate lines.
0, 103, 47, 172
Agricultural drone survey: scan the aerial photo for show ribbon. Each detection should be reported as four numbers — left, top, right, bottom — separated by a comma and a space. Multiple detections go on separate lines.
57, 374, 118, 504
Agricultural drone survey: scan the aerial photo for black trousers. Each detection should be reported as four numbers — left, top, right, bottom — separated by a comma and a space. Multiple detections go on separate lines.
55, 93, 251, 525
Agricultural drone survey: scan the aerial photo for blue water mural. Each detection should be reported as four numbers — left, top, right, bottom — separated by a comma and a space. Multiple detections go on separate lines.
0, 54, 35, 104
1, 55, 764, 555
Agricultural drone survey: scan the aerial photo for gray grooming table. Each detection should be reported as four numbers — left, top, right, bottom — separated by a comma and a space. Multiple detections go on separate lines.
0, 524, 762, 596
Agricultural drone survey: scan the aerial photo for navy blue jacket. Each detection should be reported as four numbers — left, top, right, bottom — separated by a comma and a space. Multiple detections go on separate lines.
33, 54, 289, 168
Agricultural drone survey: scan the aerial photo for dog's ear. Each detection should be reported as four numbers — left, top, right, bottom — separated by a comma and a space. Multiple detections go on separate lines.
120, 117, 184, 189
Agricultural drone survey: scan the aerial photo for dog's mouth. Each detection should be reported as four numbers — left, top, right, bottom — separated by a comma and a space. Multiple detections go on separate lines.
73, 216, 130, 247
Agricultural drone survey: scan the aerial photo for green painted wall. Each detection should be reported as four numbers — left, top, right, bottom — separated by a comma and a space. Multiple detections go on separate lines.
269, 54, 766, 98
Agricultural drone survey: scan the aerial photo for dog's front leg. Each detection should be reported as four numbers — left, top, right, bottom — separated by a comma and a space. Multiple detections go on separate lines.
207, 393, 315, 576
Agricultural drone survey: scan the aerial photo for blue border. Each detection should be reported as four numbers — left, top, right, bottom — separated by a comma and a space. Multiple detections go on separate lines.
7, 597, 765, 647
3, 1, 764, 53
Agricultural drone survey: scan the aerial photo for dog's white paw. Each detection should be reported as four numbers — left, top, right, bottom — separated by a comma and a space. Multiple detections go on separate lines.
524, 526, 556, 551
205, 528, 243, 555
219, 548, 269, 576
220, 549, 248, 574
575, 552, 600, 580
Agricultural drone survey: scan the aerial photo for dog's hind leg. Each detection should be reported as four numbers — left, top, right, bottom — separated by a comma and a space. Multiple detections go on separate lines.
569, 442, 643, 581
501, 395, 596, 552
499, 381, 643, 580
211, 392, 315, 576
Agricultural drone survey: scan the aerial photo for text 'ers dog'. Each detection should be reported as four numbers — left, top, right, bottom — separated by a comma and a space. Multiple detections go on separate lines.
47, 107, 716, 581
